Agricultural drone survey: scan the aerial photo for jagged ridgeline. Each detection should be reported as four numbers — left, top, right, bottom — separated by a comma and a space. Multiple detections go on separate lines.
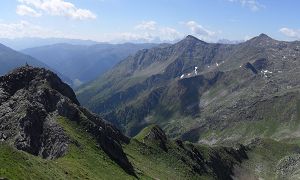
77, 34, 300, 145
2, 66, 300, 179
0, 66, 250, 179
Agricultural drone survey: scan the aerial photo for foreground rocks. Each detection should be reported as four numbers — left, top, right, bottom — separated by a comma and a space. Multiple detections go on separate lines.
0, 66, 134, 175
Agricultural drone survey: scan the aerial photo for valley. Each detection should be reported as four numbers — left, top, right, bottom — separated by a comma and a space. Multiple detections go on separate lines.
1, 1, 300, 178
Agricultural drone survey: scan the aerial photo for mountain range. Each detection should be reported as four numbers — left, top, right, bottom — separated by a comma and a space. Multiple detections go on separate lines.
0, 43, 71, 84
0, 66, 251, 179
22, 43, 158, 87
0, 43, 46, 76
1, 33, 300, 178
1, 66, 300, 179
0, 37, 100, 50
76, 33, 300, 146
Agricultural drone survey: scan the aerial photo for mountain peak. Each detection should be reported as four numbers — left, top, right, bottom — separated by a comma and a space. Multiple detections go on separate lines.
3, 66, 79, 105
258, 33, 269, 37
185, 35, 200, 40
250, 33, 274, 42
257, 33, 272, 39
244, 33, 276, 46
177, 35, 207, 46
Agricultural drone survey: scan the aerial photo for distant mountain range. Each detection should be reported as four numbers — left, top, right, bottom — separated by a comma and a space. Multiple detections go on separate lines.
22, 43, 159, 87
0, 37, 100, 50
77, 34, 300, 146
0, 43, 70, 83
217, 39, 244, 44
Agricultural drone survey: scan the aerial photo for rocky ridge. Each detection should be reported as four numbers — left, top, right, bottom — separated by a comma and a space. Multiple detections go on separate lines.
0, 66, 134, 174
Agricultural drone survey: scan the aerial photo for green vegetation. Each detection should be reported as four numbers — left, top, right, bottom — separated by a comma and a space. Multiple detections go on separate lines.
124, 139, 209, 180
0, 117, 134, 180
0, 123, 247, 180
236, 139, 300, 179
133, 124, 157, 141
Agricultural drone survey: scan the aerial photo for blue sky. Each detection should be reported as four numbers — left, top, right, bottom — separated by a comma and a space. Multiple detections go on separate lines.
0, 0, 299, 43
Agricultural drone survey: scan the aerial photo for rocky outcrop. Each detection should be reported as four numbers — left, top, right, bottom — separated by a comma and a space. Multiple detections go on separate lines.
143, 125, 168, 151
0, 66, 134, 175
175, 141, 248, 179
244, 62, 258, 74
136, 125, 249, 179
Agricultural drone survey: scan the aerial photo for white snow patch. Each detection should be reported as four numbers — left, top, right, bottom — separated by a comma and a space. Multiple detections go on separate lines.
194, 66, 198, 75
261, 69, 273, 78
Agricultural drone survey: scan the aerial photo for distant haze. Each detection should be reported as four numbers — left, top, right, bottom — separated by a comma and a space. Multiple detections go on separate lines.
0, 37, 100, 50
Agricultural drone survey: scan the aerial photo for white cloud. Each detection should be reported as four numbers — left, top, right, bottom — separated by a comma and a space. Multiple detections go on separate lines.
16, 5, 41, 17
184, 21, 217, 41
0, 19, 181, 43
228, 0, 264, 11
100, 22, 183, 43
279, 27, 300, 39
159, 27, 181, 41
0, 20, 74, 39
109, 21, 181, 43
135, 21, 157, 31
244, 35, 253, 41
106, 21, 220, 43
105, 32, 153, 42
17, 0, 96, 20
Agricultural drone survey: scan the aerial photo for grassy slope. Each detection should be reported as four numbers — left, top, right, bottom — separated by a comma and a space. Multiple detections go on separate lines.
0, 119, 243, 180
0, 117, 134, 180
124, 126, 246, 180
0, 118, 216, 180
124, 139, 211, 180
234, 139, 300, 180
2, 117, 300, 180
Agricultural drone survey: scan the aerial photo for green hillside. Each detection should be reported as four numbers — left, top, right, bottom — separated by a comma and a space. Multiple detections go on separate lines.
77, 34, 300, 145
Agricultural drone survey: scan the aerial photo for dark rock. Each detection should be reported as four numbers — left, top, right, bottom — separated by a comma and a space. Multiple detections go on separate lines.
144, 125, 168, 151
0, 66, 135, 175
253, 58, 268, 70
244, 62, 258, 74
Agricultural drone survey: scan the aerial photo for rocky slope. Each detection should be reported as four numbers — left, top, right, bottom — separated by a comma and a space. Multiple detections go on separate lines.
77, 34, 300, 145
0, 66, 134, 174
0, 66, 256, 179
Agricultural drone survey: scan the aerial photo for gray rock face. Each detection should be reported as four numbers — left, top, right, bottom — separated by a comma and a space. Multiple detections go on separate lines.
0, 66, 134, 174
0, 66, 74, 159
78, 34, 300, 143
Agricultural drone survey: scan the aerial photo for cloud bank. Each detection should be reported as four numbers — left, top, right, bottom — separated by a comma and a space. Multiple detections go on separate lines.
228, 0, 264, 11
17, 0, 96, 20
279, 27, 300, 39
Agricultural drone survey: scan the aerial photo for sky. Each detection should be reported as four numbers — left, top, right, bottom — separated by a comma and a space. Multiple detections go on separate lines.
0, 0, 299, 43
